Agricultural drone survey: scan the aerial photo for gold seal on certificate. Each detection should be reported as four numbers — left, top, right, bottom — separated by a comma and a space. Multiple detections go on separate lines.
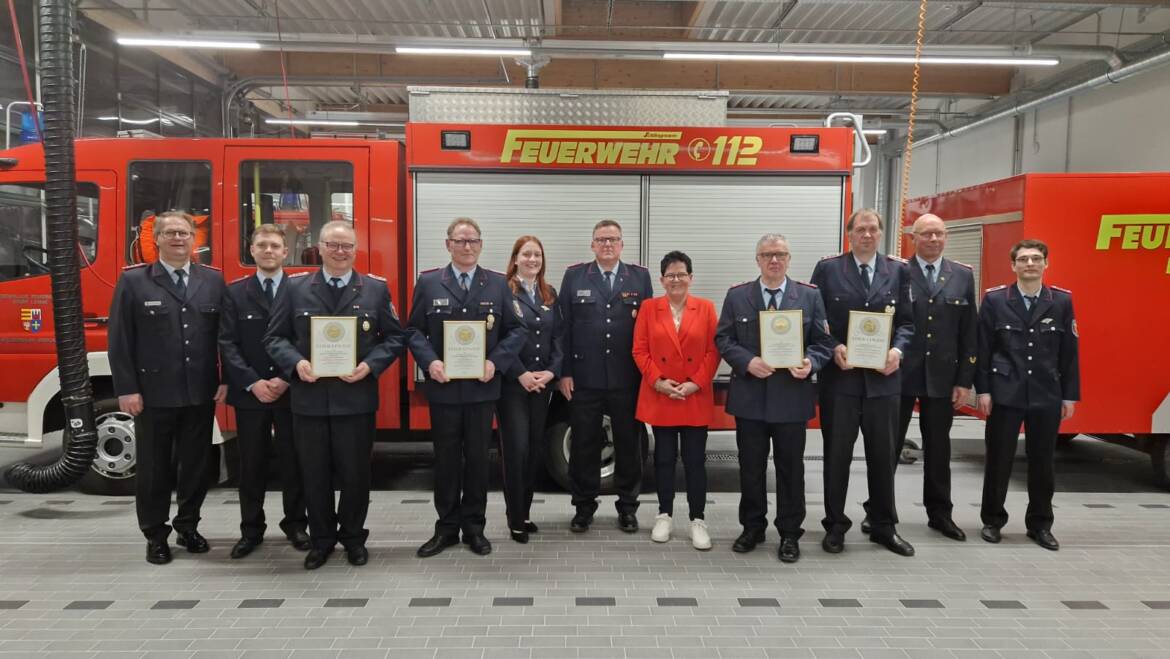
846, 310, 894, 370
310, 316, 357, 377
759, 309, 803, 369
444, 320, 487, 380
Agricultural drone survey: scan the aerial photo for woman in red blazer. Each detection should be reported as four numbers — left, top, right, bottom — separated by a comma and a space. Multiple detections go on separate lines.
632, 251, 721, 549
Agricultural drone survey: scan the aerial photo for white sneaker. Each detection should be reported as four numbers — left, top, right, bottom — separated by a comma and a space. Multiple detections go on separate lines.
651, 513, 672, 543
690, 519, 712, 550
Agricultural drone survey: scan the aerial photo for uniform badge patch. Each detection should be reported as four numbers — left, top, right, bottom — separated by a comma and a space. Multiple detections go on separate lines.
362, 320, 371, 332
1072, 319, 1078, 337
884, 305, 895, 314
968, 356, 977, 364
486, 313, 495, 330
389, 302, 399, 321
512, 299, 524, 319
1041, 318, 1054, 324
631, 309, 637, 319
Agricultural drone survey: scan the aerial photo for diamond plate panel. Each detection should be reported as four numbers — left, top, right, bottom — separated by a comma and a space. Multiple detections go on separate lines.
408, 87, 728, 126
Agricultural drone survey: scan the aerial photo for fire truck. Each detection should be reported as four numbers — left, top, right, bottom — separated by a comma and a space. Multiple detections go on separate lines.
0, 88, 867, 494
903, 173, 1170, 486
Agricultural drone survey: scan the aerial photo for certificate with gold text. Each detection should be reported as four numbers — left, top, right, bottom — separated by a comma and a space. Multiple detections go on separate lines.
443, 320, 487, 380
310, 316, 357, 377
759, 310, 803, 369
846, 311, 894, 370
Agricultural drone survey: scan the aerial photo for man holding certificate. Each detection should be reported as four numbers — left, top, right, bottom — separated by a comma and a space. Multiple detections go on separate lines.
264, 220, 409, 570
811, 209, 916, 557
715, 234, 834, 563
408, 218, 527, 558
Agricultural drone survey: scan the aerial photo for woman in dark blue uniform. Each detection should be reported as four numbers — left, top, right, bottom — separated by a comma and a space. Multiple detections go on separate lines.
497, 236, 563, 543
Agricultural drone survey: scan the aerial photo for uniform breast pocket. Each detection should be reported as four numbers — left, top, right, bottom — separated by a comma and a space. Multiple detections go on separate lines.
990, 355, 1012, 377
944, 296, 969, 310
995, 321, 1022, 341
137, 304, 171, 328
572, 297, 597, 318
1039, 324, 1064, 348
736, 315, 759, 345
293, 308, 315, 331
199, 304, 220, 329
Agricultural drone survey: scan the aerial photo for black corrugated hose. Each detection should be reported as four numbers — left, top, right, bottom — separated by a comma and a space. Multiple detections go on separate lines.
6, 0, 98, 493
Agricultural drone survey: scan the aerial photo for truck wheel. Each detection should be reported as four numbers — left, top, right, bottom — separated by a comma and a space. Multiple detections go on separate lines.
1150, 436, 1170, 489
545, 416, 619, 493
74, 397, 136, 496
1056, 433, 1076, 449
899, 439, 921, 465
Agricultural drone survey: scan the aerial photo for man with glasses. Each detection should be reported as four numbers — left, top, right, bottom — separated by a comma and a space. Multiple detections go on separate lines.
976, 239, 1079, 551
408, 218, 526, 558
716, 234, 834, 563
219, 223, 309, 559
558, 220, 654, 533
265, 220, 409, 569
894, 214, 977, 542
109, 211, 227, 565
811, 208, 916, 557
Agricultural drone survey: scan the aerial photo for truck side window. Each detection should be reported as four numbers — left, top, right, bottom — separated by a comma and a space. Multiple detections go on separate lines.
238, 161, 354, 266
0, 183, 99, 282
127, 161, 213, 265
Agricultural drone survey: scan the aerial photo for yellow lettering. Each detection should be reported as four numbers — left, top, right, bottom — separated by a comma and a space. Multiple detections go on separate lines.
501, 132, 524, 163
575, 142, 596, 163
658, 143, 679, 165
1121, 225, 1141, 249
636, 143, 660, 165
619, 143, 639, 164
596, 142, 622, 164
556, 142, 577, 164
538, 141, 558, 164
519, 141, 540, 163
1141, 225, 1167, 249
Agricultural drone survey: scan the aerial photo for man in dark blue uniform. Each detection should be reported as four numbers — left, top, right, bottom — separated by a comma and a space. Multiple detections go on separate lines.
896, 214, 977, 541
557, 220, 654, 533
108, 211, 226, 565
716, 234, 835, 563
265, 220, 409, 569
409, 218, 527, 558
976, 239, 1080, 551
219, 223, 308, 559
811, 208, 915, 557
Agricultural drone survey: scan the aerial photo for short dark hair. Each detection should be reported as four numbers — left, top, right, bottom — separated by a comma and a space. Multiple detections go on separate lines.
1010, 239, 1049, 262
660, 250, 692, 275
592, 219, 623, 236
846, 208, 883, 232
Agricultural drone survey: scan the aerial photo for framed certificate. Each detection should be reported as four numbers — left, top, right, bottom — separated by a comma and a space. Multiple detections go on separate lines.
846, 310, 894, 370
443, 320, 487, 380
310, 316, 357, 377
759, 309, 803, 369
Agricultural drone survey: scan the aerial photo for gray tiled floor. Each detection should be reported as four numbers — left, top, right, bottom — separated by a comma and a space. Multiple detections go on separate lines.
0, 425, 1168, 658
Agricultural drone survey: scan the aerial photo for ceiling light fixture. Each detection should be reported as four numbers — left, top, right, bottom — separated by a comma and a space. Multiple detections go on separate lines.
395, 46, 532, 57
663, 52, 1059, 67
265, 119, 405, 127
117, 36, 262, 50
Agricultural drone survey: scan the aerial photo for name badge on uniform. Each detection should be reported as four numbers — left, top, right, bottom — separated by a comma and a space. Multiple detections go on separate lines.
144, 300, 162, 307
433, 298, 450, 306
576, 289, 591, 297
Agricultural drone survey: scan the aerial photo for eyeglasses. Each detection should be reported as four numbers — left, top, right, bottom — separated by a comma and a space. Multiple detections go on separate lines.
322, 241, 356, 252
851, 228, 881, 237
160, 230, 193, 239
662, 273, 692, 281
1014, 255, 1045, 264
592, 236, 622, 245
448, 238, 483, 248
756, 251, 790, 261
914, 230, 946, 239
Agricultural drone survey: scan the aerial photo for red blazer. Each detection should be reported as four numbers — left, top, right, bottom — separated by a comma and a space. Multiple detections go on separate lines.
632, 294, 721, 427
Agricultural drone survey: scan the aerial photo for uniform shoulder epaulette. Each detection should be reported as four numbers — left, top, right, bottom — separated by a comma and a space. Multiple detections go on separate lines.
365, 273, 386, 282
230, 274, 250, 284
419, 267, 440, 275
1050, 285, 1072, 294
289, 271, 310, 278
482, 267, 505, 276
122, 263, 149, 271
729, 279, 754, 290
887, 254, 908, 264
984, 284, 1007, 293
819, 254, 838, 261
565, 261, 588, 270
627, 262, 649, 270
795, 280, 818, 289
951, 259, 973, 269
195, 263, 221, 271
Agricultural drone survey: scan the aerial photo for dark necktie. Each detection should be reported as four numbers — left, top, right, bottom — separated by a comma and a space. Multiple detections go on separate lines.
263, 277, 275, 302
174, 269, 187, 298
460, 272, 470, 292
925, 263, 936, 287
604, 271, 613, 295
765, 287, 780, 311
1024, 295, 1037, 316
328, 276, 343, 305
859, 263, 871, 291
527, 283, 537, 306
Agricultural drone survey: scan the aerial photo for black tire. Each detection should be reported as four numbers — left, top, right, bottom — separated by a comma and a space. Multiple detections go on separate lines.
546, 416, 639, 494
899, 439, 921, 465
74, 397, 137, 496
1150, 436, 1170, 490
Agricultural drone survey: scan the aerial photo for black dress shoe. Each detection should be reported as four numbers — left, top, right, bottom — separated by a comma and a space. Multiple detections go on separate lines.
146, 539, 172, 565
859, 517, 872, 534
175, 530, 209, 554
570, 512, 592, 533
778, 537, 801, 563
286, 529, 311, 551
731, 529, 765, 553
1027, 529, 1060, 551
524, 521, 539, 533
417, 534, 460, 558
230, 537, 262, 559
870, 532, 915, 557
465, 534, 493, 555
510, 529, 529, 544
346, 545, 369, 566
618, 513, 638, 533
822, 533, 844, 554
980, 525, 1002, 544
928, 518, 967, 541
304, 547, 333, 570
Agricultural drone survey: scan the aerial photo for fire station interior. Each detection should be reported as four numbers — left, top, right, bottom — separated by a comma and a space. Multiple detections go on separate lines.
2, 2, 1170, 658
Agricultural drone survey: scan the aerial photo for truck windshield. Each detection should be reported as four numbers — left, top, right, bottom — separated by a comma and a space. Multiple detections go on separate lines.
127, 161, 213, 265
0, 183, 99, 283
238, 160, 354, 266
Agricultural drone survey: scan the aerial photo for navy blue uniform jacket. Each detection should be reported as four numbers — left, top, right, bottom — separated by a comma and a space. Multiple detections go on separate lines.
557, 261, 654, 390
900, 258, 978, 398
219, 274, 289, 410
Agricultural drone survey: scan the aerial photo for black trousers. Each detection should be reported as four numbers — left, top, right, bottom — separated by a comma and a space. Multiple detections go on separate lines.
134, 404, 214, 542
292, 413, 374, 551
430, 401, 494, 537
821, 392, 900, 537
981, 403, 1061, 532
652, 425, 708, 520
235, 407, 307, 540
568, 386, 642, 516
736, 419, 807, 539
896, 395, 956, 521
496, 383, 551, 531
